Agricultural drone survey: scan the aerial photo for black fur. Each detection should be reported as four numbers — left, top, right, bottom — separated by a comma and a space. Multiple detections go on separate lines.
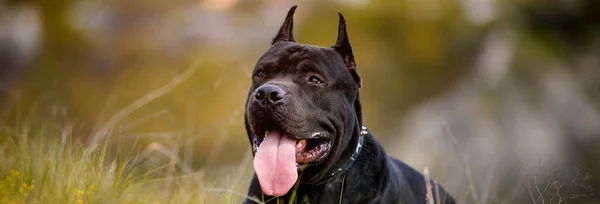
243, 6, 456, 204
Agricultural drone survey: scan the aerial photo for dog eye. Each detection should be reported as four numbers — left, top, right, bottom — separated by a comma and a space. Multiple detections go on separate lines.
308, 75, 323, 84
255, 70, 265, 78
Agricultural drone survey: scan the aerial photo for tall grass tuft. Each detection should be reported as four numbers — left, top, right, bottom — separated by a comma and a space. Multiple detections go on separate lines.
0, 125, 243, 204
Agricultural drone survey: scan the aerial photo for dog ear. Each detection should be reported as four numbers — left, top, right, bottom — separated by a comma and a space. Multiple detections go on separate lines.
272, 5, 298, 45
332, 12, 362, 88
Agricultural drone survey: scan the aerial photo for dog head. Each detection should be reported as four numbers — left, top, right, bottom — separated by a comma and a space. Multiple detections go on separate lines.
244, 5, 363, 196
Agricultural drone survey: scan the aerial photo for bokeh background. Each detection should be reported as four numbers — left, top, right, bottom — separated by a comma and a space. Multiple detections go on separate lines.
1, 0, 599, 203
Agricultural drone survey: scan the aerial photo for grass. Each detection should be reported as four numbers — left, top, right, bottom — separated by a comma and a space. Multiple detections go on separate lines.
0, 63, 261, 204
0, 121, 594, 204
0, 62, 593, 203
0, 125, 250, 204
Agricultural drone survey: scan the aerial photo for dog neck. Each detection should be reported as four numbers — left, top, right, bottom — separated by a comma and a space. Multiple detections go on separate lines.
301, 125, 367, 185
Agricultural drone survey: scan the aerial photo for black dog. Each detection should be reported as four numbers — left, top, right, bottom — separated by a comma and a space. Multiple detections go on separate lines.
243, 6, 456, 204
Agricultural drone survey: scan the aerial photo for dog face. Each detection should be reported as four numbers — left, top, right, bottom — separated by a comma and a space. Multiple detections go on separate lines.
244, 6, 363, 196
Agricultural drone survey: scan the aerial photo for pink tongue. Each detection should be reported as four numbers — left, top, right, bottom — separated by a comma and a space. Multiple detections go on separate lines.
253, 130, 298, 196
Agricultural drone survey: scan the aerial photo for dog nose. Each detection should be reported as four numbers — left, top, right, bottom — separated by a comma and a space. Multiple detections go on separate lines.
255, 84, 286, 104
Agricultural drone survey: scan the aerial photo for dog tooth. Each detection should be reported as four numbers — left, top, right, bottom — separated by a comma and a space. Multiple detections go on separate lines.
296, 139, 306, 148
265, 130, 269, 137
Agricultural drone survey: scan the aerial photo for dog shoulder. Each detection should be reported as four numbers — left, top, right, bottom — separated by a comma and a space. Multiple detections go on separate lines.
388, 157, 456, 204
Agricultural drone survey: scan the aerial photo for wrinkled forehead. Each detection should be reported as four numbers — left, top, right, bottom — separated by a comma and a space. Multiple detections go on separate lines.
256, 42, 342, 68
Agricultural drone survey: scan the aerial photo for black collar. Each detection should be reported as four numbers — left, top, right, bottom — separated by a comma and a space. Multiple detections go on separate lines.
302, 125, 367, 185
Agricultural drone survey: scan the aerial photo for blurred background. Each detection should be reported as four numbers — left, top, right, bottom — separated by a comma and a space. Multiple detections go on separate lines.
1, 0, 599, 203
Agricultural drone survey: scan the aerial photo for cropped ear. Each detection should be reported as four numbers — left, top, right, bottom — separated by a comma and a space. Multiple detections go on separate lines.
331, 12, 362, 87
272, 5, 298, 45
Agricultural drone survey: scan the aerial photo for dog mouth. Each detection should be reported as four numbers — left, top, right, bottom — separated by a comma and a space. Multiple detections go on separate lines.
251, 129, 331, 196
252, 130, 331, 169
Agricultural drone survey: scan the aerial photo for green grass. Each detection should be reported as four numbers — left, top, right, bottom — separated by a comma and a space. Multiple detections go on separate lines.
2, 122, 592, 204
0, 126, 251, 204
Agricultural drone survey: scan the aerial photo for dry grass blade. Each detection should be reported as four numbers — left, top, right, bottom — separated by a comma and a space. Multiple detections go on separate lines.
424, 167, 435, 204
87, 60, 202, 151
434, 180, 441, 204
140, 142, 192, 173
439, 118, 479, 203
